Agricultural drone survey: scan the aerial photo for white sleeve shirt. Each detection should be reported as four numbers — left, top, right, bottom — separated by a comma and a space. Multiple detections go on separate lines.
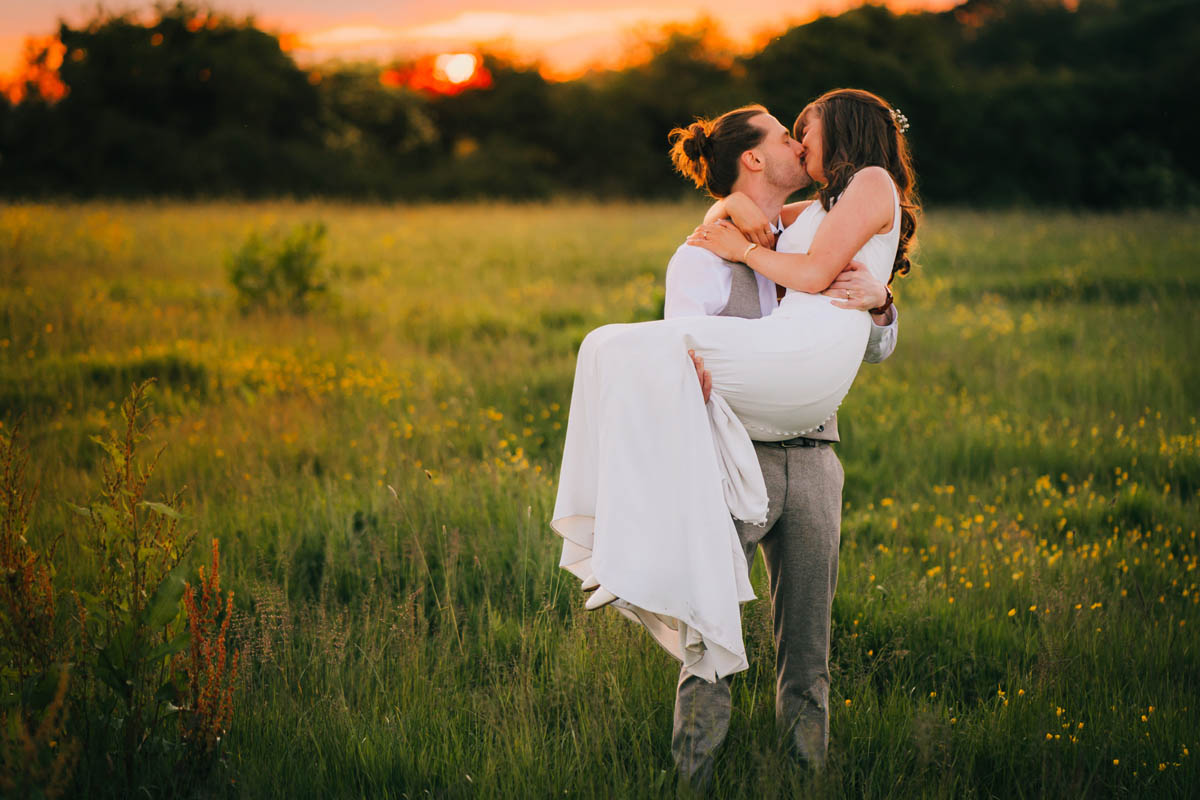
663, 239, 900, 364
663, 243, 779, 319
863, 305, 898, 363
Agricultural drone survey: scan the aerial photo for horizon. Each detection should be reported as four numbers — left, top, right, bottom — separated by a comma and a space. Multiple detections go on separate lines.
0, 0, 962, 80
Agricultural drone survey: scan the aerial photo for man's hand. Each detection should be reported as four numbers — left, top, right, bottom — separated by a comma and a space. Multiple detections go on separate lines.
821, 261, 888, 311
688, 349, 712, 404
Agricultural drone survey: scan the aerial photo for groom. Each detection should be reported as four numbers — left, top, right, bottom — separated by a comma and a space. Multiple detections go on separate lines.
664, 106, 898, 793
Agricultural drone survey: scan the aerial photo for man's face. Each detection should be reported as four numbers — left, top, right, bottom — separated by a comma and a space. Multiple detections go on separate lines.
747, 114, 810, 192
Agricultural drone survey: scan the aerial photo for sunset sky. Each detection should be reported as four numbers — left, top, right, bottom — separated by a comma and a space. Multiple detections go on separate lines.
1, 1, 960, 78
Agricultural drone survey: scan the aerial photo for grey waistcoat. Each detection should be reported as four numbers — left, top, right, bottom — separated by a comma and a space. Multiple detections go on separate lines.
717, 262, 839, 442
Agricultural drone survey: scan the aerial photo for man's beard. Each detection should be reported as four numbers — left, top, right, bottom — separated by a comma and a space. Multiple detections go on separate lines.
765, 158, 811, 193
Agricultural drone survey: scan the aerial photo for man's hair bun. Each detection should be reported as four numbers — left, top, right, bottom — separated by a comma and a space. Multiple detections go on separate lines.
690, 124, 711, 159
670, 122, 711, 188
667, 105, 768, 199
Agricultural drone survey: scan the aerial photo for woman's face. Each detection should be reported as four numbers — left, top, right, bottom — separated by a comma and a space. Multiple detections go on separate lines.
798, 111, 825, 183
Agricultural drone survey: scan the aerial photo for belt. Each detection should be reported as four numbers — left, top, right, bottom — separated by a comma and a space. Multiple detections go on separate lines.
763, 436, 829, 448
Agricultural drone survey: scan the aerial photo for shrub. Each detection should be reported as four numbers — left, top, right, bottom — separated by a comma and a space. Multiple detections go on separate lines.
226, 222, 330, 314
0, 379, 246, 794
68, 379, 196, 785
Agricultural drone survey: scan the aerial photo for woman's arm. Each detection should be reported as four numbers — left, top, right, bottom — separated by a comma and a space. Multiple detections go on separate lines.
702, 196, 732, 225
688, 167, 895, 292
702, 192, 774, 249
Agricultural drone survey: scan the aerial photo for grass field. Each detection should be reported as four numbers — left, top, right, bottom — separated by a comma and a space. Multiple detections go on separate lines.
2, 201, 1198, 798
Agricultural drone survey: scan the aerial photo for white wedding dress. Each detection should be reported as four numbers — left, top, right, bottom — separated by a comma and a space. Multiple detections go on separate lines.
551, 174, 900, 681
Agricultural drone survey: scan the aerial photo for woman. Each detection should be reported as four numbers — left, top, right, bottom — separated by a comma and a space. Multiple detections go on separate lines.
551, 89, 919, 681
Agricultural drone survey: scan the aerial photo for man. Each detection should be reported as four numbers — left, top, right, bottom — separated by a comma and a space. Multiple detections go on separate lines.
664, 106, 898, 793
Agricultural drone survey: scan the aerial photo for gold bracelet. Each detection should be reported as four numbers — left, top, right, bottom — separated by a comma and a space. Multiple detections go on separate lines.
742, 242, 758, 262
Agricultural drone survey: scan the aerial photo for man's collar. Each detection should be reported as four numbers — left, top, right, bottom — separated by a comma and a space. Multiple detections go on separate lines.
770, 215, 785, 235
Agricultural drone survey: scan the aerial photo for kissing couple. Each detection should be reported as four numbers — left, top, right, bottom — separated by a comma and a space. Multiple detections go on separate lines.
551, 88, 917, 788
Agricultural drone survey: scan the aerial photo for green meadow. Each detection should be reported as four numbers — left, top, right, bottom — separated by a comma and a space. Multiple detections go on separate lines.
2, 201, 1198, 798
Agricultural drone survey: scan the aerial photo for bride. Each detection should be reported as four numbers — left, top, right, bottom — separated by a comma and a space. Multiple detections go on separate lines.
551, 88, 918, 681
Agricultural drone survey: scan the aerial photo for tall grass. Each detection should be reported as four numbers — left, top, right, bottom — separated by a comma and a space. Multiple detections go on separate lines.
1, 201, 1197, 797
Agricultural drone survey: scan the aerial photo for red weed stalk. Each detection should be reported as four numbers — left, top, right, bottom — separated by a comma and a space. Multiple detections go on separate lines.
181, 538, 240, 754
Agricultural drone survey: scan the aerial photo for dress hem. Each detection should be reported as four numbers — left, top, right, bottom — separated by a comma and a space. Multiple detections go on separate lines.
551, 513, 752, 682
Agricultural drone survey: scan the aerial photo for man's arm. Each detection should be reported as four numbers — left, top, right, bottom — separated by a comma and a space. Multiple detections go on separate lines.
665, 244, 735, 403
863, 306, 898, 364
664, 244, 732, 319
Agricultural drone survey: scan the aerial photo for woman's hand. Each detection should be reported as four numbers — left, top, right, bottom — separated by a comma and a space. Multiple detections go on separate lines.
724, 193, 775, 250
686, 220, 752, 262
821, 261, 887, 309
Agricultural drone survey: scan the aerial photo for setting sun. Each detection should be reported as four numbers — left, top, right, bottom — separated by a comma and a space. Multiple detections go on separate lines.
435, 53, 478, 84
378, 51, 492, 95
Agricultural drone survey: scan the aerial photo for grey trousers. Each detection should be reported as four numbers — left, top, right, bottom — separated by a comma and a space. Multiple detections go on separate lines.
672, 440, 844, 793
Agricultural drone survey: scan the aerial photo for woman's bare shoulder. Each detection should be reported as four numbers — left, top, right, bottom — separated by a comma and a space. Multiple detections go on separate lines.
847, 165, 894, 192
780, 199, 815, 227
841, 166, 896, 231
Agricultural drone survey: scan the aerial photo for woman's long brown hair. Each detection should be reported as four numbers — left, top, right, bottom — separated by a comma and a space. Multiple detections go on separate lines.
796, 89, 919, 284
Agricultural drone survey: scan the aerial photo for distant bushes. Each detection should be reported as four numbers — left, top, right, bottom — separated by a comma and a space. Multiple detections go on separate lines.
226, 222, 330, 314
0, 1, 1197, 206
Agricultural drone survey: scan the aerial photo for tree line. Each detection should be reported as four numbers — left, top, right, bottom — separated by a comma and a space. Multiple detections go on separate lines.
1, 0, 1196, 206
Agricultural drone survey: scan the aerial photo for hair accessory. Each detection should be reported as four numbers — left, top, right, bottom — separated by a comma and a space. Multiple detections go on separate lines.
890, 107, 910, 133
